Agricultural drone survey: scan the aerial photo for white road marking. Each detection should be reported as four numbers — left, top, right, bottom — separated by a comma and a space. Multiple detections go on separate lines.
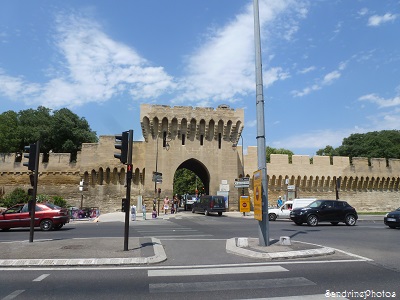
1, 290, 24, 300
149, 277, 315, 293
33, 274, 50, 281
148, 265, 288, 277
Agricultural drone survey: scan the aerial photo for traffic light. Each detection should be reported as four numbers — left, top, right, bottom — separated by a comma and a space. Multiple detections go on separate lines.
121, 198, 127, 212
23, 143, 37, 171
114, 131, 128, 164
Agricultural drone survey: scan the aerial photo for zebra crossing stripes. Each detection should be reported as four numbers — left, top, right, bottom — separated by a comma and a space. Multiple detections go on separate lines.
148, 265, 287, 277
148, 265, 317, 294
149, 277, 315, 293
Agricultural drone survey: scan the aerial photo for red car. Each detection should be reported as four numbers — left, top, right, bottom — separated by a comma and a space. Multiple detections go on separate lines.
0, 203, 70, 231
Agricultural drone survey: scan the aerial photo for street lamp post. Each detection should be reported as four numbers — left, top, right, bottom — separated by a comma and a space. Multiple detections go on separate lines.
79, 179, 84, 209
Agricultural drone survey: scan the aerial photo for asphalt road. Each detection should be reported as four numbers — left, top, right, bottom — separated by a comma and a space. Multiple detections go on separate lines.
1, 212, 399, 299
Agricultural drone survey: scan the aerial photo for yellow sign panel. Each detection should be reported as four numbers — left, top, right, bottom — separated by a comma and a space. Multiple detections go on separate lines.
253, 170, 262, 221
239, 196, 250, 213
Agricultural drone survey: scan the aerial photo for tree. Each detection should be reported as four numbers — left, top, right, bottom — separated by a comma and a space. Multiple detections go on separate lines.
316, 145, 337, 157
321, 130, 400, 159
50, 108, 97, 160
0, 107, 98, 161
266, 146, 294, 163
0, 111, 20, 153
173, 169, 204, 196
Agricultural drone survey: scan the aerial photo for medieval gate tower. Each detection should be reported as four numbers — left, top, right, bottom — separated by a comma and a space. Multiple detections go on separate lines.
140, 104, 244, 205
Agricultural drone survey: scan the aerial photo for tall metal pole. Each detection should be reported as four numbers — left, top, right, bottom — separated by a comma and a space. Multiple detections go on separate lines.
124, 130, 133, 251
29, 141, 40, 243
253, 0, 269, 246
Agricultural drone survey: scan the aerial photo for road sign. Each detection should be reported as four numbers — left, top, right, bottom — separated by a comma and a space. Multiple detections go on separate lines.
152, 172, 163, 183
234, 177, 250, 188
240, 196, 250, 213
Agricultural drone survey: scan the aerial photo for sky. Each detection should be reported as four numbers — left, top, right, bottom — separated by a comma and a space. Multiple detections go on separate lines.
1, 0, 400, 156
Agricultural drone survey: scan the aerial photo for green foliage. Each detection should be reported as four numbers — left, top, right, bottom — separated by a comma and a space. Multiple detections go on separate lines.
0, 106, 98, 160
52, 196, 67, 208
173, 169, 205, 196
266, 146, 294, 163
317, 130, 400, 159
0, 188, 29, 208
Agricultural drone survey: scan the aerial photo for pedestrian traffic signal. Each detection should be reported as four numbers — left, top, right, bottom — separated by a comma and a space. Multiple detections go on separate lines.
121, 198, 127, 212
114, 131, 128, 164
23, 143, 37, 171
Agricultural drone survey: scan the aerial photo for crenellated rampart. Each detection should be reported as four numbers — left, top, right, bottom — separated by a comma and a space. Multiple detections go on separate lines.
1, 104, 400, 213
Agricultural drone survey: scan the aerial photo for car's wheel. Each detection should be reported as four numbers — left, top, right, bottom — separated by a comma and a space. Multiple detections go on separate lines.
331, 222, 339, 225
388, 225, 396, 229
53, 224, 63, 230
294, 222, 303, 225
268, 213, 277, 221
345, 214, 357, 226
191, 207, 195, 213
204, 209, 209, 216
218, 212, 222, 216
307, 215, 318, 226
40, 219, 54, 231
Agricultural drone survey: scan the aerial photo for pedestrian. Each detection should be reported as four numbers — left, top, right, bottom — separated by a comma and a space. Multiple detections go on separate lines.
152, 207, 157, 219
131, 205, 136, 221
142, 204, 146, 220
173, 195, 179, 214
163, 196, 169, 214
277, 196, 283, 207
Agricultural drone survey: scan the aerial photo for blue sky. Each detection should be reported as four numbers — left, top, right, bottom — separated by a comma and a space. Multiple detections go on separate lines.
1, 0, 399, 156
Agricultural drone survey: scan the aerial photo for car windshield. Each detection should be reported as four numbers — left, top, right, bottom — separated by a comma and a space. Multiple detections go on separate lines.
396, 207, 400, 211
307, 200, 323, 208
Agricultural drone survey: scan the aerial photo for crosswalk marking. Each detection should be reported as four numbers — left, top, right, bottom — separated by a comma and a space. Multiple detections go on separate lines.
148, 265, 288, 277
149, 277, 315, 293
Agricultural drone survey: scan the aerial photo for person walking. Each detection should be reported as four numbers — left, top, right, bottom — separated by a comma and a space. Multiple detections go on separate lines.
173, 195, 179, 214
277, 196, 283, 207
142, 204, 146, 220
131, 205, 136, 221
163, 196, 170, 214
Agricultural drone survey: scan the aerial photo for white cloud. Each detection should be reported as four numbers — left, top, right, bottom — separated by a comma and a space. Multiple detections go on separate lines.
368, 13, 397, 27
0, 13, 176, 109
358, 93, 400, 108
291, 61, 346, 97
298, 66, 316, 74
173, 0, 308, 104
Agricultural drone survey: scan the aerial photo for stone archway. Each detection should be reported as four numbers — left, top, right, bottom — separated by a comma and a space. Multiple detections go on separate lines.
176, 158, 210, 194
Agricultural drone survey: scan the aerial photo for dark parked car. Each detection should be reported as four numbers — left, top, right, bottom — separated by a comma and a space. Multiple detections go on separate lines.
384, 208, 400, 229
192, 195, 226, 216
0, 203, 70, 231
290, 200, 358, 226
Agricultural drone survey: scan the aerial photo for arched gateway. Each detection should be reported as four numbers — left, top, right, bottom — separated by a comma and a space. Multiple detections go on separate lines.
140, 104, 244, 208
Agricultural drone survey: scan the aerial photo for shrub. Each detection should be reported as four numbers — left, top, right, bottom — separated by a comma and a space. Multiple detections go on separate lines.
0, 188, 28, 208
52, 196, 67, 208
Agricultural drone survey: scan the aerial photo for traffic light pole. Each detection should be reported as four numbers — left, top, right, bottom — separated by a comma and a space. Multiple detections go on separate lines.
29, 141, 40, 243
124, 130, 133, 251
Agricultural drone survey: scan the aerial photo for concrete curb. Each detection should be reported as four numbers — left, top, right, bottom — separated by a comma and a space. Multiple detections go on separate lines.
0, 238, 166, 267
226, 238, 335, 260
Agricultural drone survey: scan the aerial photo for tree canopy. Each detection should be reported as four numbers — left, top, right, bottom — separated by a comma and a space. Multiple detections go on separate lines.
0, 106, 98, 159
317, 130, 400, 159
173, 168, 205, 197
266, 146, 294, 163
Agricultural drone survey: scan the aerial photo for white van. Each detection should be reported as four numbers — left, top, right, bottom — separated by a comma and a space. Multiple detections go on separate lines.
268, 198, 317, 221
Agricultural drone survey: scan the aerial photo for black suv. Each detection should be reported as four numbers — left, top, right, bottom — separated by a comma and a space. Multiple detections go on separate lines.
290, 200, 358, 226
